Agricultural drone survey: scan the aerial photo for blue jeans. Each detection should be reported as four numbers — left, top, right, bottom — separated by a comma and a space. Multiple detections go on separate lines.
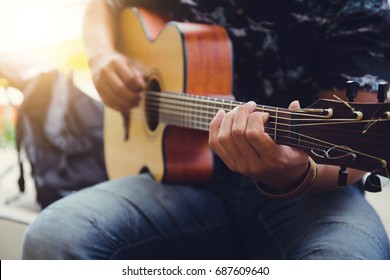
22, 173, 390, 259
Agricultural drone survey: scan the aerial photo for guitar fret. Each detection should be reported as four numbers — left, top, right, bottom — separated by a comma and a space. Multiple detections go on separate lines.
255, 105, 294, 146
192, 97, 197, 129
230, 100, 235, 112
196, 98, 204, 130
221, 101, 229, 112
274, 108, 279, 142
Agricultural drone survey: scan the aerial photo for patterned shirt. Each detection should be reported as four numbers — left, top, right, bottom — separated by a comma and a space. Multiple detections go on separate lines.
107, 0, 390, 108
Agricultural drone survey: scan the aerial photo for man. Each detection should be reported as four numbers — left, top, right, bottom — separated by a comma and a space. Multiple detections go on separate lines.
22, 0, 390, 259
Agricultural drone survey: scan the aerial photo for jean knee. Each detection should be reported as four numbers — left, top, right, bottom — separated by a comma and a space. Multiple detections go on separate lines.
22, 209, 60, 259
290, 222, 390, 260
21, 195, 106, 259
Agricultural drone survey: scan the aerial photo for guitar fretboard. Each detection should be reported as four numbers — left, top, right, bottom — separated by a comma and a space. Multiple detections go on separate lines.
145, 91, 296, 146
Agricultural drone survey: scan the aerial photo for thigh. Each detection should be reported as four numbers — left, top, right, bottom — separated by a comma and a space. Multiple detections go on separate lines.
22, 174, 235, 259
247, 185, 390, 259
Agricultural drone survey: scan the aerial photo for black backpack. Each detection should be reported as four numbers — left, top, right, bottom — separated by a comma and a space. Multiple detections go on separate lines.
16, 70, 108, 208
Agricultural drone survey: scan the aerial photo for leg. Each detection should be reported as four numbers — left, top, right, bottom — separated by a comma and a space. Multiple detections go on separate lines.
22, 174, 235, 259
247, 184, 390, 259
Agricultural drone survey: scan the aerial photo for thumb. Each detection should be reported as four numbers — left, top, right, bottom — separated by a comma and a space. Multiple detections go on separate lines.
288, 100, 301, 110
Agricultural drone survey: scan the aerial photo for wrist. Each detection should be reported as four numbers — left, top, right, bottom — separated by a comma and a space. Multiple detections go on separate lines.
255, 156, 318, 199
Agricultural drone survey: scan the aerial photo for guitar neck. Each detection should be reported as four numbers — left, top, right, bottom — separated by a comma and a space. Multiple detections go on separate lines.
146, 91, 299, 146
145, 90, 390, 179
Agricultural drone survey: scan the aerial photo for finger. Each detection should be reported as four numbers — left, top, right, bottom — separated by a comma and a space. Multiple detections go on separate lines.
117, 59, 146, 92
216, 106, 257, 171
209, 110, 227, 155
217, 107, 240, 154
231, 102, 257, 137
105, 70, 141, 106
232, 105, 274, 177
245, 111, 278, 156
231, 102, 261, 166
96, 82, 130, 112
209, 110, 234, 167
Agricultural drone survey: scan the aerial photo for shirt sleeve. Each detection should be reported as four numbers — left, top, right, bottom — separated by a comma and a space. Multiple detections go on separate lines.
316, 0, 390, 92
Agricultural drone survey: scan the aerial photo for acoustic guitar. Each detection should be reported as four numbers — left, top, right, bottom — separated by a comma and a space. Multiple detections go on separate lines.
104, 7, 390, 189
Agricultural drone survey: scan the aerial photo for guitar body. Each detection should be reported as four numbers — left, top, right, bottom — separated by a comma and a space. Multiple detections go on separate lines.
104, 8, 233, 183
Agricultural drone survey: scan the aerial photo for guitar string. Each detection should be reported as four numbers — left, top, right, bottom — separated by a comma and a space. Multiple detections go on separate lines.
128, 97, 386, 150
147, 90, 389, 124
117, 91, 388, 172
126, 107, 386, 166
144, 92, 389, 126
144, 99, 387, 129
127, 98, 388, 144
125, 110, 388, 176
146, 101, 383, 125
144, 92, 389, 137
145, 91, 334, 120
124, 109, 345, 153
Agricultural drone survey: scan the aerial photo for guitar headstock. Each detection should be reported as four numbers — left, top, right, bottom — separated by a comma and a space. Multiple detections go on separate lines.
295, 81, 390, 192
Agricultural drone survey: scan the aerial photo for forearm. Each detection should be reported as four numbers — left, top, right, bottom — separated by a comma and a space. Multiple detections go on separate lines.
82, 0, 119, 65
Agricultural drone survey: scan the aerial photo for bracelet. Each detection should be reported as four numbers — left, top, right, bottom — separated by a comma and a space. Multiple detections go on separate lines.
255, 156, 318, 199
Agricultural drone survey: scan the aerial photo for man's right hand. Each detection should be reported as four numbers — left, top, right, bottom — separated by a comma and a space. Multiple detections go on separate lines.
90, 51, 146, 112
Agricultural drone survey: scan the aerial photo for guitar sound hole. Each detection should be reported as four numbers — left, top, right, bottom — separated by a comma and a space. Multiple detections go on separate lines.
145, 79, 160, 131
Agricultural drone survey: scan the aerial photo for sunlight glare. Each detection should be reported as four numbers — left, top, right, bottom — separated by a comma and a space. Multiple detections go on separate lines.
0, 1, 85, 52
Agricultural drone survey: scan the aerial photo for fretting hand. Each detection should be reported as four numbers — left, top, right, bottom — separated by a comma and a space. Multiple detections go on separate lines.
209, 100, 310, 190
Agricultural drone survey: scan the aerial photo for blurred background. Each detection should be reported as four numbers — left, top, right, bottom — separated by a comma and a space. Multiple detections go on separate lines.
0, 0, 94, 94
0, 0, 94, 260
0, 0, 96, 150
0, 0, 86, 52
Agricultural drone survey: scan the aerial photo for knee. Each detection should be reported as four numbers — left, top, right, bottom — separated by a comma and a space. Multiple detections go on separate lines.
21, 201, 97, 259
289, 224, 390, 260
22, 208, 61, 259
21, 192, 123, 259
